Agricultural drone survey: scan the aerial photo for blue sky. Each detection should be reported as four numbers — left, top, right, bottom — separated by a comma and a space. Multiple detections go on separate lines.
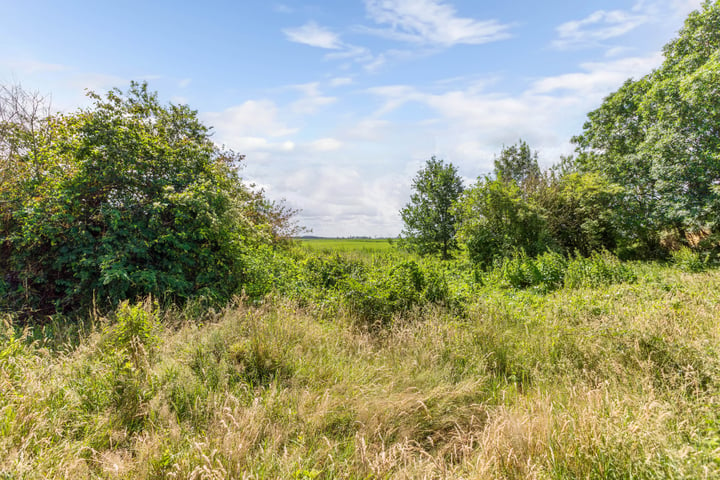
1, 0, 704, 236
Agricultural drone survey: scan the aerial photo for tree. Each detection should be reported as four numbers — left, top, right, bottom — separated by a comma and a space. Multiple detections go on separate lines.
1, 82, 291, 315
535, 171, 623, 256
574, 0, 720, 253
400, 156, 464, 259
493, 139, 541, 191
454, 176, 551, 268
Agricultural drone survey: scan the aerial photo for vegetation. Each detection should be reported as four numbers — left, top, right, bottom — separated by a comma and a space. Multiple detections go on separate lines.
300, 237, 395, 254
455, 175, 551, 267
573, 1, 720, 253
0, 82, 294, 316
493, 139, 541, 189
1, 249, 720, 478
400, 156, 464, 259
2, 2, 720, 478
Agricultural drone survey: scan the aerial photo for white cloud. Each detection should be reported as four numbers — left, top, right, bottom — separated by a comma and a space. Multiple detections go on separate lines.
267, 165, 406, 237
287, 82, 337, 114
329, 76, 353, 87
342, 119, 392, 141
283, 21, 343, 49
669, 0, 704, 16
554, 9, 649, 49
203, 100, 298, 152
363, 0, 512, 46
228, 136, 295, 152
529, 53, 663, 96
3, 59, 68, 74
273, 3, 294, 14
308, 137, 343, 152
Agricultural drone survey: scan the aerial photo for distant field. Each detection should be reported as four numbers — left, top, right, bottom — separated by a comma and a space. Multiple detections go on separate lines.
298, 237, 396, 253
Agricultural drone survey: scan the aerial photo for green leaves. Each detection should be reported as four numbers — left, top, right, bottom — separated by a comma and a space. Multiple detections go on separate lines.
455, 176, 551, 268
1, 82, 290, 316
400, 157, 464, 259
574, 1, 720, 253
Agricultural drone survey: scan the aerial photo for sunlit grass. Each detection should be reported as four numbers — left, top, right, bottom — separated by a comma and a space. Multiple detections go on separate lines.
298, 237, 397, 254
1, 263, 719, 478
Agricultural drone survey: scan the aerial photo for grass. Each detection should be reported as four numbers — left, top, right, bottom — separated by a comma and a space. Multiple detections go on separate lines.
299, 237, 396, 254
2, 243, 720, 478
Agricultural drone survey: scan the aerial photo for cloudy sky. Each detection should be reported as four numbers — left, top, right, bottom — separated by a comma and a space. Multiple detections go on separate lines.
0, 0, 704, 236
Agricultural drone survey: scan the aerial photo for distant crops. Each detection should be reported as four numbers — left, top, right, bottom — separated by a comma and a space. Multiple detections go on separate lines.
299, 237, 395, 253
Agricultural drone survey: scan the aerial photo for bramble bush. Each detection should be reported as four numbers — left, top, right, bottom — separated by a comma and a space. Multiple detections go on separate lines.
0, 83, 293, 317
273, 251, 463, 326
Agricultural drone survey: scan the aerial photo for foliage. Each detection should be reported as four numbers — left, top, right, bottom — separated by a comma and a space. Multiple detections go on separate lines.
488, 249, 567, 292
455, 176, 552, 268
574, 1, 720, 252
563, 250, 637, 288
1, 260, 720, 478
400, 156, 464, 259
493, 139, 541, 191
0, 82, 290, 315
536, 172, 623, 255
486, 249, 636, 292
338, 258, 449, 326
671, 246, 709, 272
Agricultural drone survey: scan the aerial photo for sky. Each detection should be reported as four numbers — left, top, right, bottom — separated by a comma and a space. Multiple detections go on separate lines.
0, 0, 706, 237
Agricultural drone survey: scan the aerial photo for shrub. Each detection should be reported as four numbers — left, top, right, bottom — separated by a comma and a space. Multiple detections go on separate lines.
564, 250, 636, 288
490, 250, 567, 292
0, 83, 291, 316
455, 177, 552, 268
671, 246, 708, 272
337, 257, 452, 326
487, 249, 634, 292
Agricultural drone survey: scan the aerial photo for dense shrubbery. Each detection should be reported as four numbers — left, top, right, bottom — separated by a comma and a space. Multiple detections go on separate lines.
270, 250, 469, 326
454, 176, 552, 268
0, 83, 293, 317
484, 249, 636, 292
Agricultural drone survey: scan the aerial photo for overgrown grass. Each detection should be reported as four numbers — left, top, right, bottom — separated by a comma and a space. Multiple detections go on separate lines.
1, 259, 719, 478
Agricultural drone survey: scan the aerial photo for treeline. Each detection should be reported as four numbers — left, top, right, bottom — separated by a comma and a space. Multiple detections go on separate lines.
401, 1, 720, 266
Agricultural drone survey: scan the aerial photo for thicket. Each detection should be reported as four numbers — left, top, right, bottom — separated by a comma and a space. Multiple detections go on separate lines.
573, 0, 720, 255
0, 83, 294, 317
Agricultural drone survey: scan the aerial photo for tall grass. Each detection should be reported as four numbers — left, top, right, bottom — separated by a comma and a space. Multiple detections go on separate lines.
1, 263, 719, 478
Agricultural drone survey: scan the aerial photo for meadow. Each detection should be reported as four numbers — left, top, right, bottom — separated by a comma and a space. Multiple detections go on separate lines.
1, 242, 719, 479
299, 237, 396, 254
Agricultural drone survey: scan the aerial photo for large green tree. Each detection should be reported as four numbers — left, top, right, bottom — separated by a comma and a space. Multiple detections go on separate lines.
1, 82, 289, 315
574, 0, 720, 252
400, 156, 464, 259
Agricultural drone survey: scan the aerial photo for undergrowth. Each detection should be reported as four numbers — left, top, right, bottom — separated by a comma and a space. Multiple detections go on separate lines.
1, 258, 719, 478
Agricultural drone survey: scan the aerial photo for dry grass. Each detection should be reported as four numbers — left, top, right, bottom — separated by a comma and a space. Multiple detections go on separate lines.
1, 264, 719, 478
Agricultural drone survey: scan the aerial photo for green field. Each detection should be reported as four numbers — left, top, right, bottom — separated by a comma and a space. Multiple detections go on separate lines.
298, 237, 396, 253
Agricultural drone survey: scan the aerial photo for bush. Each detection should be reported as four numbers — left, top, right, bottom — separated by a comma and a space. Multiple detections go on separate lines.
564, 250, 636, 288
535, 172, 622, 255
487, 249, 635, 292
489, 250, 566, 292
455, 177, 552, 268
671, 246, 708, 272
0, 83, 290, 316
